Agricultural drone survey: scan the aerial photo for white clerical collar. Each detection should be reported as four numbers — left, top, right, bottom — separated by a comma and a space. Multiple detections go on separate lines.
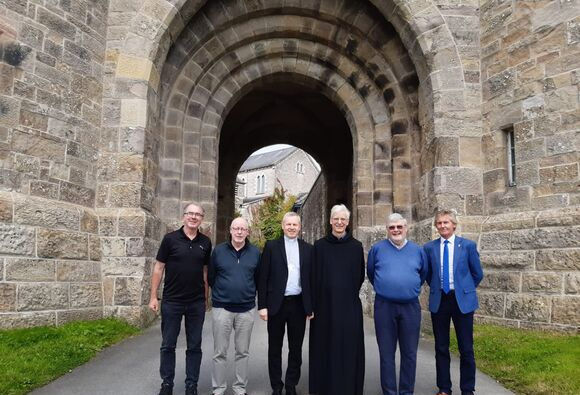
284, 235, 298, 243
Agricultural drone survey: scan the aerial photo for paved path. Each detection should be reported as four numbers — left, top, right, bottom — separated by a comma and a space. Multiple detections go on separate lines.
33, 312, 511, 395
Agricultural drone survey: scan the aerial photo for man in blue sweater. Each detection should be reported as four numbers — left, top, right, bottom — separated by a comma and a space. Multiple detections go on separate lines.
367, 213, 428, 395
209, 217, 261, 395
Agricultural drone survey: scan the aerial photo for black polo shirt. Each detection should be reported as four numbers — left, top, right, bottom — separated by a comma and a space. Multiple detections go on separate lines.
156, 226, 212, 303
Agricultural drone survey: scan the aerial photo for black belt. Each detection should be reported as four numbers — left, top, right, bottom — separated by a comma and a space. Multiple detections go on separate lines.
284, 294, 302, 300
442, 290, 455, 296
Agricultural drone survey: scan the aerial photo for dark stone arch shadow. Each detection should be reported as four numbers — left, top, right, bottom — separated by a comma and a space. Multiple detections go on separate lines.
216, 75, 353, 242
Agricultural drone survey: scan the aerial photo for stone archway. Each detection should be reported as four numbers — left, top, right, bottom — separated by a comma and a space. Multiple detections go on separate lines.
97, 0, 480, 325
216, 76, 353, 242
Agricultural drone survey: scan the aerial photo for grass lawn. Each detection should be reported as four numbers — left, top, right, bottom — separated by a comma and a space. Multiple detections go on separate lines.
0, 318, 140, 395
449, 323, 580, 395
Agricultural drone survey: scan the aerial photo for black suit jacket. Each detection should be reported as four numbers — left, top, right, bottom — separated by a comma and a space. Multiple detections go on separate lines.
258, 237, 313, 316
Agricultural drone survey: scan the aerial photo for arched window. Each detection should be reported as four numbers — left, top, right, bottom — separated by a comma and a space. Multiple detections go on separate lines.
256, 174, 265, 194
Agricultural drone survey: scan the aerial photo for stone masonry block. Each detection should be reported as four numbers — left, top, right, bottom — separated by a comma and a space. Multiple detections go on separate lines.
479, 231, 511, 250
551, 297, 580, 326
565, 273, 580, 294
505, 294, 551, 322
114, 276, 143, 306
433, 167, 482, 195
480, 251, 534, 270
511, 227, 580, 249
120, 99, 148, 127
0, 224, 35, 256
479, 271, 520, 293
17, 283, 69, 311
5, 258, 55, 281
536, 249, 580, 270
522, 273, 562, 294
0, 312, 56, 330
101, 257, 148, 277
57, 261, 101, 282
14, 195, 80, 231
70, 283, 103, 308
0, 191, 13, 222
477, 292, 505, 317
57, 308, 103, 325
37, 229, 88, 259
0, 283, 17, 312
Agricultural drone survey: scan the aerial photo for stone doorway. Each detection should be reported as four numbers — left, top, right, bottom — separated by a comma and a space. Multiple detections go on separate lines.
216, 77, 353, 242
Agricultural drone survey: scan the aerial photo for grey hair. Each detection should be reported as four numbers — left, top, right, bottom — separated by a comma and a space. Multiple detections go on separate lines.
330, 204, 350, 220
282, 211, 301, 225
183, 202, 204, 214
387, 213, 407, 226
434, 209, 458, 225
230, 216, 249, 228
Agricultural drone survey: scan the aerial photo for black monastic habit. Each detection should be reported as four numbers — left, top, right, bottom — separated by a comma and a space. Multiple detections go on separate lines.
309, 231, 365, 395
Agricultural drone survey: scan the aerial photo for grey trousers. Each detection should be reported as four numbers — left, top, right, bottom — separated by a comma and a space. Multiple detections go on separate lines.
211, 307, 255, 395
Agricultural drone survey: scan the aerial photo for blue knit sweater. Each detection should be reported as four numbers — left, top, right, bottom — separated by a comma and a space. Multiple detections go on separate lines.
367, 239, 427, 303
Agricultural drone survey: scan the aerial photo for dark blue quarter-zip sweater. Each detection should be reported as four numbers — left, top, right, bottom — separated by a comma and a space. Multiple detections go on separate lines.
208, 240, 261, 312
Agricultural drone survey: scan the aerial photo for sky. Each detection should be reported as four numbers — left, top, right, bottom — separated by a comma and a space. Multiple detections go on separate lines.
250, 144, 292, 156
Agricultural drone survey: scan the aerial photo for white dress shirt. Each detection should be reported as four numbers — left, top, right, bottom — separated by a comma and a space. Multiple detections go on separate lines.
284, 236, 302, 296
439, 234, 456, 290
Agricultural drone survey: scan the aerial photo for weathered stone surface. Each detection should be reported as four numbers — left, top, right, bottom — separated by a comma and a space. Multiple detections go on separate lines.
480, 251, 534, 270
81, 210, 99, 233
565, 273, 580, 294
0, 283, 17, 312
536, 249, 580, 270
114, 276, 142, 305
5, 258, 55, 281
479, 231, 511, 250
101, 257, 147, 277
0, 191, 13, 222
14, 196, 80, 230
11, 130, 65, 162
118, 212, 146, 237
0, 312, 56, 329
57, 261, 101, 282
59, 181, 96, 207
70, 283, 103, 308
56, 307, 103, 324
537, 207, 580, 227
477, 292, 505, 317
17, 283, 69, 311
89, 235, 102, 261
522, 273, 562, 294
101, 237, 126, 256
505, 294, 551, 322
479, 272, 520, 292
0, 224, 35, 256
551, 297, 580, 326
37, 229, 88, 259
511, 227, 580, 249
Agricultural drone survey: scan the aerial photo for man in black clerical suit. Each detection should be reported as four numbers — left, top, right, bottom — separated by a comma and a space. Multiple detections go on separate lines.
258, 212, 313, 395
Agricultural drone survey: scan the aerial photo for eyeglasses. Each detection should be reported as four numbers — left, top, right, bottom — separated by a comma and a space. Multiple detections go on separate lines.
231, 227, 248, 232
388, 225, 405, 230
184, 212, 204, 218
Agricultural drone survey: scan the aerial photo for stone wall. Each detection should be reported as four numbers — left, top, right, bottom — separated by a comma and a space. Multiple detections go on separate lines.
0, 0, 109, 328
299, 173, 327, 245
0, 0, 577, 331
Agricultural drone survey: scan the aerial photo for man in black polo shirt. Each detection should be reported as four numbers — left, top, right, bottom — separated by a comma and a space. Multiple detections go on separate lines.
149, 202, 212, 395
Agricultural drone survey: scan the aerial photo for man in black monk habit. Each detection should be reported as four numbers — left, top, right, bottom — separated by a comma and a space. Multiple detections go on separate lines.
309, 204, 365, 395
258, 212, 313, 395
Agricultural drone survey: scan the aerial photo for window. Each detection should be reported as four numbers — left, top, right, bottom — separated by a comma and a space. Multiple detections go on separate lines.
505, 127, 516, 186
256, 174, 265, 194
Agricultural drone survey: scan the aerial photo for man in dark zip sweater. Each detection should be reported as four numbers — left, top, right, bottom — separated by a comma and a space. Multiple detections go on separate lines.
208, 217, 260, 395
367, 213, 428, 395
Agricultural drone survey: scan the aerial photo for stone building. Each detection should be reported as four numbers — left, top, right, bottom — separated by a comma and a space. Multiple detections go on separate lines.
0, 0, 578, 331
236, 146, 319, 219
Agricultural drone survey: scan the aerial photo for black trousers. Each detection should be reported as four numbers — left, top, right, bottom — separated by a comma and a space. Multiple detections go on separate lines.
431, 291, 476, 395
267, 295, 307, 391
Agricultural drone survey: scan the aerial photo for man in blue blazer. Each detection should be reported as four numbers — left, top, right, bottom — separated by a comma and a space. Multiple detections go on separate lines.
424, 210, 483, 395
258, 212, 313, 395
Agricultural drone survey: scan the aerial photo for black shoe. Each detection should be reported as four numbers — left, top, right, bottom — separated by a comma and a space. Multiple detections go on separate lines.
272, 390, 283, 395
185, 386, 197, 395
159, 384, 173, 395
286, 387, 297, 395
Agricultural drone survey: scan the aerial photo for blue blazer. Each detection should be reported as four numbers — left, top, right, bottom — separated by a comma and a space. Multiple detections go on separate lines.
424, 236, 484, 314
